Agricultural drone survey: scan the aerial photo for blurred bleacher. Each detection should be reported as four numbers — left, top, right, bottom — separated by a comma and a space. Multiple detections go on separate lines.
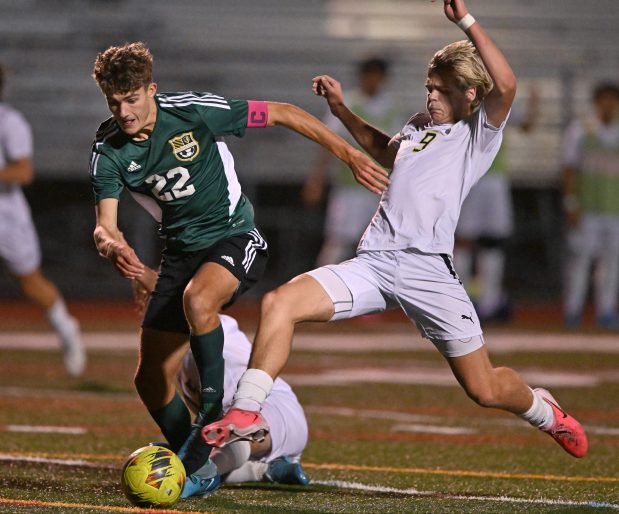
1, 0, 618, 301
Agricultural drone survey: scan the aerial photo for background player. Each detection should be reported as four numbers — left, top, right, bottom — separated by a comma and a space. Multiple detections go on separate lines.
90, 42, 386, 498
303, 56, 401, 265
561, 82, 619, 330
0, 62, 85, 377
205, 0, 588, 462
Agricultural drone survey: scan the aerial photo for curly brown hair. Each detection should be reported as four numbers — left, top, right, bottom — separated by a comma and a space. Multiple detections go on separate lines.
92, 42, 153, 96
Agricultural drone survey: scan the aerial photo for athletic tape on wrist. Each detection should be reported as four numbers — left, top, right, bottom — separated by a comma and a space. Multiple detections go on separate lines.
457, 13, 476, 31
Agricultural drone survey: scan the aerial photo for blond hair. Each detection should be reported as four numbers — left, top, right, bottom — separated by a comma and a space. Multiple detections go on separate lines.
92, 42, 153, 96
428, 40, 493, 110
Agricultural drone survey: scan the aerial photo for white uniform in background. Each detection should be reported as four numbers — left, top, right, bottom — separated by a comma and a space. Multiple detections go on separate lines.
0, 101, 85, 376
309, 104, 506, 356
561, 117, 619, 326
178, 314, 308, 476
0, 103, 41, 274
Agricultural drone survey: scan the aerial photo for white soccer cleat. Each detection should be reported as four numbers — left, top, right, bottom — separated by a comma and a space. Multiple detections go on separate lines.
60, 316, 86, 377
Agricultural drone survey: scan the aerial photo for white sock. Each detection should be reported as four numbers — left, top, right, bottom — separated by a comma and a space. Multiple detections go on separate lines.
233, 369, 274, 412
224, 461, 268, 483
47, 299, 77, 347
519, 388, 554, 430
210, 441, 251, 476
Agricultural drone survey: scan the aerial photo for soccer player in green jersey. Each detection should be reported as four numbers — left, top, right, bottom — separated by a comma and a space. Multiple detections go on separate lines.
89, 42, 387, 498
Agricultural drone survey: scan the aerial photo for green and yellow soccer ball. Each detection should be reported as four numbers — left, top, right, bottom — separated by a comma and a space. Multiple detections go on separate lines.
121, 445, 186, 508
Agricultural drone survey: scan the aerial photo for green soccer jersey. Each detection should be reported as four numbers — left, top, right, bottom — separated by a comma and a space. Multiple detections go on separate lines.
89, 92, 256, 252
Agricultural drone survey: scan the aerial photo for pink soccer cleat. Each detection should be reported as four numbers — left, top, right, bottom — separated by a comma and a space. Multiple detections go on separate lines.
535, 388, 588, 458
202, 408, 269, 448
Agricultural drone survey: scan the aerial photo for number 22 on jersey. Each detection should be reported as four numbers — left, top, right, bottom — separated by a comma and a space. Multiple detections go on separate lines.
145, 167, 196, 202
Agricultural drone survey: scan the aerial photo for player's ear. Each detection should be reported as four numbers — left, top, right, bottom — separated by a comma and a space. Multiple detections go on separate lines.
465, 86, 476, 104
146, 82, 157, 97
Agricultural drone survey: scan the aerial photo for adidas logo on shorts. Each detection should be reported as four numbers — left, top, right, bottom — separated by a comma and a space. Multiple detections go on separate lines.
221, 255, 235, 267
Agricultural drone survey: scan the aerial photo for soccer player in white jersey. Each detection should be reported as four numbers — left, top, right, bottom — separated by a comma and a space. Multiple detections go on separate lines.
0, 63, 85, 377
205, 0, 588, 460
132, 272, 309, 485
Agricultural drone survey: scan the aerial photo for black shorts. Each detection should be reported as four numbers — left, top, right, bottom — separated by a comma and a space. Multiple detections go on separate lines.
143, 228, 268, 334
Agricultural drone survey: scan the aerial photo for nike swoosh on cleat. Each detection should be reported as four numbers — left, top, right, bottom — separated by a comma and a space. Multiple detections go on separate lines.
543, 398, 568, 419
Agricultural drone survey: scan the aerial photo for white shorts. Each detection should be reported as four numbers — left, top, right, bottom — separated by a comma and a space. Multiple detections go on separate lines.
457, 174, 513, 240
324, 186, 379, 243
568, 212, 619, 256
0, 190, 41, 276
307, 249, 484, 357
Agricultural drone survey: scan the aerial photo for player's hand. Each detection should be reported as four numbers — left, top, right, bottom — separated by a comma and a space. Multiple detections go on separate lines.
107, 242, 145, 279
131, 279, 151, 316
312, 75, 345, 115
131, 267, 158, 316
565, 209, 581, 229
301, 175, 325, 207
444, 0, 469, 24
348, 150, 390, 194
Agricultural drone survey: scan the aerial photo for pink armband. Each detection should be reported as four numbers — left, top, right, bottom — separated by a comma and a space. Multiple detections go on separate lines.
247, 100, 268, 128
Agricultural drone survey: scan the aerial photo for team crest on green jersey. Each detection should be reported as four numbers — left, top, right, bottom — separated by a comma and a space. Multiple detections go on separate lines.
168, 131, 200, 162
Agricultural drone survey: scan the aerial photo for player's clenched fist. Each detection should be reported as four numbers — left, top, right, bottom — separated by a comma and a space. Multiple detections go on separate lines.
312, 75, 345, 115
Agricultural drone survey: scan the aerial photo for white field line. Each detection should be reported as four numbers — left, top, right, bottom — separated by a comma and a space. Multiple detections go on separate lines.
389, 423, 477, 435
304, 405, 619, 437
4, 425, 87, 434
313, 480, 619, 509
1, 331, 619, 353
0, 454, 98, 467
0, 454, 615, 509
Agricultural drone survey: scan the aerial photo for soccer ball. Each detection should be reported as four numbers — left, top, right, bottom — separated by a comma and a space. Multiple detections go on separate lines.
120, 445, 186, 508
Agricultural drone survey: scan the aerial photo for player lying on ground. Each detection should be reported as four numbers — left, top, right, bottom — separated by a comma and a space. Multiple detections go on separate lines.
133, 272, 309, 491
90, 42, 387, 499
204, 0, 588, 460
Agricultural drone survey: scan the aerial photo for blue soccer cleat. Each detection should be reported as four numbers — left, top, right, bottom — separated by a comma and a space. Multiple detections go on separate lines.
265, 456, 310, 486
180, 459, 221, 498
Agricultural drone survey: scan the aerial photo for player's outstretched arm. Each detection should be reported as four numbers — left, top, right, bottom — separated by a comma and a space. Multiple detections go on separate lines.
312, 75, 397, 169
266, 101, 389, 194
94, 198, 145, 279
444, 0, 516, 127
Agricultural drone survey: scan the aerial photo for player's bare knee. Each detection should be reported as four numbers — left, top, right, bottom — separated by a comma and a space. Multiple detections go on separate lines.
260, 288, 294, 322
183, 289, 219, 327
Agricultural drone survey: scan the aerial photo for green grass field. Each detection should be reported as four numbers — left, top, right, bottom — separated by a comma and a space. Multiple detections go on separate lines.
1, 322, 618, 513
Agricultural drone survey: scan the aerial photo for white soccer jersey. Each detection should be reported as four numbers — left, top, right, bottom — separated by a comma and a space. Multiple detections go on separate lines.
0, 102, 41, 275
359, 104, 507, 255
0, 102, 32, 195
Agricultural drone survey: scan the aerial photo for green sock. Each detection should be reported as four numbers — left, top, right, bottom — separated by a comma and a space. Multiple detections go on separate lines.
150, 393, 191, 452
190, 324, 225, 424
